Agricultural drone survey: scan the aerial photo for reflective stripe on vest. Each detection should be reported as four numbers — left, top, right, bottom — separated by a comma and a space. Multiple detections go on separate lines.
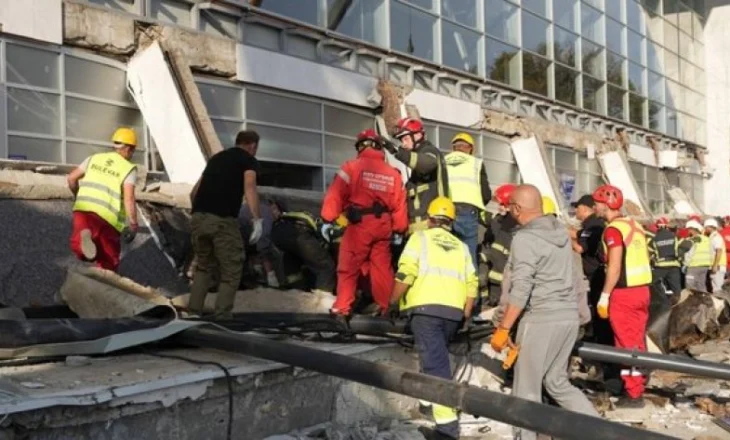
652, 229, 680, 267
73, 151, 135, 232
710, 231, 728, 267
281, 211, 318, 230
688, 235, 713, 267
491, 242, 510, 256
602, 218, 652, 287
488, 270, 504, 283
445, 152, 485, 211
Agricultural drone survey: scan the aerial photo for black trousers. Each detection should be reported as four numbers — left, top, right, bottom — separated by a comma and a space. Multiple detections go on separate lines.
652, 266, 683, 295
272, 224, 336, 293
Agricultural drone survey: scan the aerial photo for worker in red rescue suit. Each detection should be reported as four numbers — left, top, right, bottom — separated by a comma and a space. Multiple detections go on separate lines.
66, 127, 139, 272
593, 184, 653, 407
321, 129, 408, 321
481, 183, 518, 308
722, 216, 730, 273
382, 118, 449, 235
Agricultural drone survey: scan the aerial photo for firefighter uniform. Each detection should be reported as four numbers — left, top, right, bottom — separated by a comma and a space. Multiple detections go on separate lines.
322, 130, 408, 317
601, 218, 653, 399
444, 132, 491, 269
648, 226, 682, 295
720, 222, 730, 272
271, 211, 336, 294
394, 198, 478, 440
683, 232, 711, 291
482, 213, 518, 307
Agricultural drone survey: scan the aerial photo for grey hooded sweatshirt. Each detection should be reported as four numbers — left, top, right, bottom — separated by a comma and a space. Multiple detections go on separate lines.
507, 215, 579, 323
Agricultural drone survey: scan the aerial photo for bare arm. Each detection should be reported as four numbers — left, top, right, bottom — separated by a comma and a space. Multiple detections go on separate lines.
602, 246, 623, 294
463, 297, 475, 320
244, 170, 260, 219
123, 183, 138, 230
66, 167, 85, 196
389, 281, 410, 304
498, 303, 523, 330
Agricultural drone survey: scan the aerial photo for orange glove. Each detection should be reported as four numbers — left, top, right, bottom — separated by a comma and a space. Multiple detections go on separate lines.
597, 292, 610, 320
491, 327, 510, 353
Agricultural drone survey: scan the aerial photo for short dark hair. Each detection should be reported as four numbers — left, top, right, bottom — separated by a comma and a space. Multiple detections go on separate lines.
235, 130, 260, 146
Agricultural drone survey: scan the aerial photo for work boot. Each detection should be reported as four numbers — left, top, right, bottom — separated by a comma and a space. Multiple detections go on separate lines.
417, 426, 458, 440
79, 229, 97, 260
614, 396, 645, 409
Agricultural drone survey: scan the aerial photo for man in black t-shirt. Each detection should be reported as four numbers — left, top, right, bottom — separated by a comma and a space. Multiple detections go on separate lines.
188, 130, 262, 318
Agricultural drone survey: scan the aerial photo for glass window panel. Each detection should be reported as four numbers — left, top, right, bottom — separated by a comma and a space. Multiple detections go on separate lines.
85, 0, 140, 13
583, 39, 605, 79
628, 29, 644, 64
7, 88, 61, 135
65, 57, 131, 104
260, 162, 323, 192
6, 44, 59, 89
259, 0, 318, 25
555, 149, 577, 169
244, 23, 281, 52
523, 0, 547, 15
482, 135, 514, 162
212, 120, 245, 148
486, 38, 521, 87
150, 0, 191, 25
554, 0, 578, 31
247, 90, 321, 129
626, 0, 642, 31
666, 108, 678, 136
646, 166, 661, 183
692, 12, 703, 41
664, 0, 679, 26
664, 21, 679, 53
664, 50, 679, 81
484, 160, 520, 185
579, 156, 601, 173
606, 52, 626, 87
582, 4, 605, 44
681, 61, 694, 91
554, 28, 579, 68
693, 174, 704, 208
248, 124, 322, 163
649, 101, 665, 131
522, 53, 550, 96
7, 136, 61, 163
679, 31, 692, 59
324, 107, 372, 135
606, 0, 622, 21
485, 0, 520, 45
200, 10, 238, 39
647, 41, 663, 72
327, 0, 383, 44
606, 18, 625, 55
423, 124, 437, 144
197, 83, 243, 119
608, 85, 626, 120
628, 61, 645, 95
645, 0, 661, 14
629, 93, 645, 125
665, 79, 681, 109
583, 0, 604, 10
696, 41, 704, 67
555, 64, 579, 105
522, 11, 550, 56
325, 135, 355, 166
66, 98, 145, 148
577, 171, 603, 195
442, 22, 480, 74
441, 0, 478, 28
647, 8, 663, 44
402, 0, 435, 11
583, 75, 605, 113
648, 71, 664, 102
67, 142, 115, 166
390, 2, 437, 61
679, 2, 693, 32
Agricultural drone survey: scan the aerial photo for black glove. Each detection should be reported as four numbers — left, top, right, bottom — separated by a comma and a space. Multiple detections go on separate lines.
386, 302, 400, 323
121, 227, 137, 244
381, 138, 398, 155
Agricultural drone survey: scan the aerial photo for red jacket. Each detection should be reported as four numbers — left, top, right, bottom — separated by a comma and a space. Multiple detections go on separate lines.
721, 226, 730, 268
321, 148, 408, 233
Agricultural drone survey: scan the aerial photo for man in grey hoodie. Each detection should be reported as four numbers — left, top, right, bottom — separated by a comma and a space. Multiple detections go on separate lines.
491, 185, 598, 440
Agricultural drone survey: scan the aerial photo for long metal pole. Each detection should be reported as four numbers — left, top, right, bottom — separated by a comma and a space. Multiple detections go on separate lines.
177, 327, 676, 440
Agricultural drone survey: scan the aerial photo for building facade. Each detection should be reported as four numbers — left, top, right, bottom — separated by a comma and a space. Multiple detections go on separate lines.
0, 0, 724, 215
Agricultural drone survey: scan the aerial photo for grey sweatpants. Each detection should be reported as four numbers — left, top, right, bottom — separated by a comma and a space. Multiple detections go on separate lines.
685, 267, 709, 292
512, 318, 599, 440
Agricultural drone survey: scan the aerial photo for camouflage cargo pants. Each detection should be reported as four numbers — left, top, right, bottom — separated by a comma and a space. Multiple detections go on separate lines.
188, 212, 244, 317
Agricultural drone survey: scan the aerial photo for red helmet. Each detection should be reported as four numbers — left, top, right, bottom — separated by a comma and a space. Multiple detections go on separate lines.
689, 214, 702, 222
393, 117, 424, 139
592, 184, 624, 210
355, 128, 381, 150
656, 217, 670, 227
493, 183, 517, 206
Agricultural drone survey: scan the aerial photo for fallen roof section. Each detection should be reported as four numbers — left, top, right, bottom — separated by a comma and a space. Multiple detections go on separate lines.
510, 136, 563, 215
598, 150, 652, 218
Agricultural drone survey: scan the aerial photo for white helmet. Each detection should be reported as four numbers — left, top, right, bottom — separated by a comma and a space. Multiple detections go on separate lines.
704, 218, 720, 229
686, 220, 703, 231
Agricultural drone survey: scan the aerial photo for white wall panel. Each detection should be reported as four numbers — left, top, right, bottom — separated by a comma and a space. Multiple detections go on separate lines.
0, 0, 62, 44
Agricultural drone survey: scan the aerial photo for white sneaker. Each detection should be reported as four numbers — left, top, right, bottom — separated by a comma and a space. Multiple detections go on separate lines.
79, 229, 97, 260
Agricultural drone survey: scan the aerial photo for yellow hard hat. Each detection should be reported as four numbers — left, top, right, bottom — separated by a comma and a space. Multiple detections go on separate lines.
451, 132, 475, 148
112, 127, 137, 147
427, 197, 456, 221
542, 196, 557, 215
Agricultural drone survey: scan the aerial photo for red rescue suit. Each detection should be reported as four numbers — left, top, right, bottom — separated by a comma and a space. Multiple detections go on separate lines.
721, 226, 730, 271
322, 148, 408, 316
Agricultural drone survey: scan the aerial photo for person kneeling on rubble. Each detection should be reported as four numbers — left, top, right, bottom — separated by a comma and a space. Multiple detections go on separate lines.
593, 184, 652, 407
67, 127, 139, 272
388, 197, 477, 440
267, 198, 337, 295
491, 185, 599, 440
321, 129, 408, 324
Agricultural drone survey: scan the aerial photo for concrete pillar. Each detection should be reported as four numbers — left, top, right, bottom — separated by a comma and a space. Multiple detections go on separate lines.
704, 1, 730, 215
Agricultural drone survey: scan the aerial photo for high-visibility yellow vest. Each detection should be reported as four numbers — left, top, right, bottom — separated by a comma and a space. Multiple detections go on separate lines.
397, 228, 476, 319
687, 234, 713, 267
73, 152, 136, 232
710, 231, 728, 267
602, 218, 652, 288
445, 151, 485, 211
281, 211, 318, 230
